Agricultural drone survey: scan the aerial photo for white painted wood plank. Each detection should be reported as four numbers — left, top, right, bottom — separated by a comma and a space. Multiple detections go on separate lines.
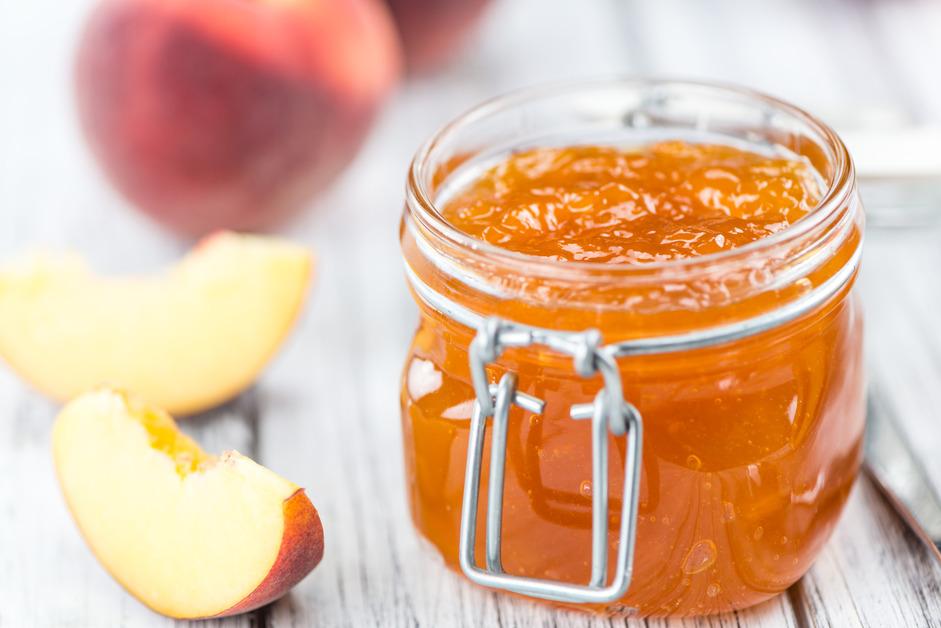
859, 229, 941, 491
796, 476, 941, 628
861, 0, 941, 124
617, 0, 938, 128
619, 0, 848, 113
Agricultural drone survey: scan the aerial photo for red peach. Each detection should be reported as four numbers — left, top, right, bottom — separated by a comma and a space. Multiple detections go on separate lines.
76, 0, 402, 236
384, 0, 491, 72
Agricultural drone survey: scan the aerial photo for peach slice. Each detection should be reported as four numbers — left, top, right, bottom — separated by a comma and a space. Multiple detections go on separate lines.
0, 232, 311, 415
53, 389, 324, 618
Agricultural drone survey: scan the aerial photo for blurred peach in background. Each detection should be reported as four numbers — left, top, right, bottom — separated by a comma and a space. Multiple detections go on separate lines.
75, 0, 399, 236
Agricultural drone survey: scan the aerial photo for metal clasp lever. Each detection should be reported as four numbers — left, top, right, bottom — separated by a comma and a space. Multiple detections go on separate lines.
458, 318, 644, 605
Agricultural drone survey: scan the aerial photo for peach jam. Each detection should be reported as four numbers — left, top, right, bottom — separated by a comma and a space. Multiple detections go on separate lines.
399, 81, 864, 617
441, 141, 823, 263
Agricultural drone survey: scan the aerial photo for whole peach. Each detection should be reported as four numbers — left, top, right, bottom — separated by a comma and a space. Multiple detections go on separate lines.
76, 0, 401, 235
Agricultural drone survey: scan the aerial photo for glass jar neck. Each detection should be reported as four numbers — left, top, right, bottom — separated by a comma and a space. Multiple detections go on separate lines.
401, 80, 862, 342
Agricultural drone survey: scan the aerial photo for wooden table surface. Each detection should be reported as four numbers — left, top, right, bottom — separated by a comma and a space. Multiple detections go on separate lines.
2, 0, 941, 626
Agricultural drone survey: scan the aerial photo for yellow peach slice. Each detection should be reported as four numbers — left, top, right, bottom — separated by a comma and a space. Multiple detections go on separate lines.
0, 232, 311, 415
53, 388, 324, 619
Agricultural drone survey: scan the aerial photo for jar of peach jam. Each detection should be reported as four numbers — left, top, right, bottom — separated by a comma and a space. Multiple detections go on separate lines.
399, 80, 864, 617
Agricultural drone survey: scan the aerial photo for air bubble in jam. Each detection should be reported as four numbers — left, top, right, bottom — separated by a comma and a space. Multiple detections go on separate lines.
441, 142, 823, 264
722, 501, 736, 521
682, 539, 717, 575
579, 480, 592, 497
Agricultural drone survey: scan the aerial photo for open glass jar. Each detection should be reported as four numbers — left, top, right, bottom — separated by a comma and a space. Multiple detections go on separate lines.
399, 80, 864, 617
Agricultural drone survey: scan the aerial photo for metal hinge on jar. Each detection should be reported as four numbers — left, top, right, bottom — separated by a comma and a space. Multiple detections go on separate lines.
459, 317, 643, 604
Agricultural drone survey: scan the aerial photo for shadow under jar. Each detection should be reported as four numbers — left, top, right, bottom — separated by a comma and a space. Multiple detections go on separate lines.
398, 79, 864, 617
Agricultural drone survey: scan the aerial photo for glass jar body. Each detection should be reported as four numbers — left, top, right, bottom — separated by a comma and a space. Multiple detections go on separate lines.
400, 279, 863, 617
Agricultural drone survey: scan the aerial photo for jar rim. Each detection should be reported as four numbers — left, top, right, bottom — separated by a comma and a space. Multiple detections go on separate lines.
406, 77, 856, 281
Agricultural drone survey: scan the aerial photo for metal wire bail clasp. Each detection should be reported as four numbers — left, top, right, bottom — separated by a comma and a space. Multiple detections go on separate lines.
459, 317, 644, 605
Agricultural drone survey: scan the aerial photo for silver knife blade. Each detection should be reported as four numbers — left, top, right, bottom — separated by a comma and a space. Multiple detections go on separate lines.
865, 390, 941, 559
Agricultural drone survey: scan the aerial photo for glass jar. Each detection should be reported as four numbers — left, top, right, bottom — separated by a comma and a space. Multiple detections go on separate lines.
398, 79, 864, 617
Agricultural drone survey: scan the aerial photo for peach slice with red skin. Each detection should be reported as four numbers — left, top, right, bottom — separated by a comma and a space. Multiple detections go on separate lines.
0, 231, 311, 415
53, 389, 324, 619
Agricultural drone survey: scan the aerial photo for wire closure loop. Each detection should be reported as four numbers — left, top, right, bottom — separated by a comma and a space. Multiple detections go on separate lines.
460, 317, 644, 604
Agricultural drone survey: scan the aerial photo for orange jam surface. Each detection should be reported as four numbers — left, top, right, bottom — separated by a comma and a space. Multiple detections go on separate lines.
442, 142, 823, 263
401, 141, 864, 617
